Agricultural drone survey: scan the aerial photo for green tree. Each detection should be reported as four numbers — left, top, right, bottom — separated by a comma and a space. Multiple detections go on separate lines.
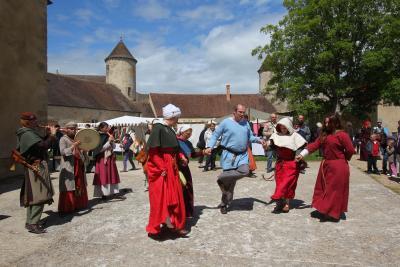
253, 0, 400, 118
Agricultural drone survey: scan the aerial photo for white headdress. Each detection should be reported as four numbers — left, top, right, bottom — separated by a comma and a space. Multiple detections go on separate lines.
178, 124, 192, 135
162, 104, 181, 119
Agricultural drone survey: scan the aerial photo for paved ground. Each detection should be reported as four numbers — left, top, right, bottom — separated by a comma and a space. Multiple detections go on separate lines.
1, 159, 399, 266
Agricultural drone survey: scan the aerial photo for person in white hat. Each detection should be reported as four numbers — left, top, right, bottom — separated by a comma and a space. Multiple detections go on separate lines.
264, 117, 307, 213
176, 125, 203, 218
145, 104, 189, 238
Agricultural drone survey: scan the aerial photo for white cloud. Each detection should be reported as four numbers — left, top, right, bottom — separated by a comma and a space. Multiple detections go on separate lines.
179, 4, 234, 22
133, 0, 171, 21
240, 0, 272, 6
74, 8, 97, 26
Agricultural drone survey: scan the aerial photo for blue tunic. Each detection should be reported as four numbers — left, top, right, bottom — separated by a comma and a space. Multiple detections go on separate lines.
208, 118, 260, 170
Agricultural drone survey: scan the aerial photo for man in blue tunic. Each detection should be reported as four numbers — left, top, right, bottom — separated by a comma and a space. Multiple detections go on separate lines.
204, 104, 265, 214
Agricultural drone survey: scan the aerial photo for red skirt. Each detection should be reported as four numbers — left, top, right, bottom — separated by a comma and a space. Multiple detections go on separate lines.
146, 148, 186, 234
93, 154, 120, 186
271, 160, 299, 200
312, 159, 349, 219
58, 160, 88, 213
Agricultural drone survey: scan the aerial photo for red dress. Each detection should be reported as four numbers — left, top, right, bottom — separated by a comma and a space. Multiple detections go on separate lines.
58, 153, 88, 213
146, 147, 186, 234
307, 131, 355, 219
271, 147, 299, 200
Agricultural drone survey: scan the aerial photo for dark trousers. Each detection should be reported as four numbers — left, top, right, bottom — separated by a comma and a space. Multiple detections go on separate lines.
381, 148, 388, 173
123, 150, 136, 171
204, 149, 217, 170
367, 155, 379, 172
217, 164, 249, 207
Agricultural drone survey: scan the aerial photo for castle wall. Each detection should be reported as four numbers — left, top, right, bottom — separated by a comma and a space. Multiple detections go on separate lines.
259, 71, 289, 113
48, 106, 140, 125
377, 104, 400, 134
106, 59, 136, 101
0, 0, 49, 179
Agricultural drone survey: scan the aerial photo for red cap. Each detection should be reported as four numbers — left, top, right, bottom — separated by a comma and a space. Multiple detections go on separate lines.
20, 112, 37, 121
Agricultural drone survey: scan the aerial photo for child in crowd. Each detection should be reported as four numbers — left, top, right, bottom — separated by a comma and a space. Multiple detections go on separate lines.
386, 138, 396, 177
366, 134, 381, 174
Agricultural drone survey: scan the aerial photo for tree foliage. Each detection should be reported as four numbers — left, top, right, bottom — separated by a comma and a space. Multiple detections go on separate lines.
253, 0, 400, 117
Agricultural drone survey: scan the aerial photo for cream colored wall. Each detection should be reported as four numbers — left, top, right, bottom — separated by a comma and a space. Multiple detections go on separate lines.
48, 106, 140, 125
377, 104, 400, 134
0, 0, 48, 178
259, 71, 289, 113
106, 59, 136, 101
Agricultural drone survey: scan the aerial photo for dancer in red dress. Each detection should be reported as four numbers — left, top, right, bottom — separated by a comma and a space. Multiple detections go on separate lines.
146, 104, 188, 238
266, 117, 307, 213
58, 122, 88, 213
297, 114, 356, 222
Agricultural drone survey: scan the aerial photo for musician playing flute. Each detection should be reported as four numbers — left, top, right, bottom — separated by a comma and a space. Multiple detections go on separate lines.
58, 122, 89, 214
16, 112, 55, 234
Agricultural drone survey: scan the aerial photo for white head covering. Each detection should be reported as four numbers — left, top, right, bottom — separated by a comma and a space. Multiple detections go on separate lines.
276, 117, 295, 135
178, 124, 192, 135
269, 117, 307, 150
162, 104, 181, 119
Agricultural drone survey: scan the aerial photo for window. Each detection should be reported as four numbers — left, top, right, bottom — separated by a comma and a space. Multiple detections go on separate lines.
127, 87, 131, 96
106, 65, 109, 76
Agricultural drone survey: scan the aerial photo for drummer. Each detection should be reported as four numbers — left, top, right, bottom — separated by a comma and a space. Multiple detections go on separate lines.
58, 122, 89, 214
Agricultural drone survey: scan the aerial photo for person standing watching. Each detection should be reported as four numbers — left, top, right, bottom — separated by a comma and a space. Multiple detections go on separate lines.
297, 114, 311, 142
263, 113, 278, 173
16, 112, 55, 234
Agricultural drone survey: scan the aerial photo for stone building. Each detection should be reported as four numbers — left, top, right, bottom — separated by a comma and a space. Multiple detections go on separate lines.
0, 0, 51, 179
47, 40, 151, 124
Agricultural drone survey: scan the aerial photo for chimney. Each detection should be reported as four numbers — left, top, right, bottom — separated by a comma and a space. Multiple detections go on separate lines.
226, 83, 231, 101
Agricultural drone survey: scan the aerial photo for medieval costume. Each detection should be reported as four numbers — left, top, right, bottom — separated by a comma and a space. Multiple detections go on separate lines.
92, 127, 121, 199
58, 123, 88, 213
300, 129, 355, 221
16, 112, 55, 234
146, 104, 187, 237
268, 118, 307, 213
207, 116, 262, 214
177, 125, 203, 218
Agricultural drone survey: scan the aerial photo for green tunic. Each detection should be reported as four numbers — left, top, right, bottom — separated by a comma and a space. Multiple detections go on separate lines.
16, 127, 54, 207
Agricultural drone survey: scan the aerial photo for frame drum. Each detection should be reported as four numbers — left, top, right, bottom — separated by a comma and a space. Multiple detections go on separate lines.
75, 129, 100, 151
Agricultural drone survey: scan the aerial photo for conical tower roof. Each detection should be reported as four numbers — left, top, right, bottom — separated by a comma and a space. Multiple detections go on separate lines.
105, 40, 137, 63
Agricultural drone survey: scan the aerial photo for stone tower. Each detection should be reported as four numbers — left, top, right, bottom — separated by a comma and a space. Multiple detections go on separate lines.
258, 65, 289, 113
105, 39, 137, 101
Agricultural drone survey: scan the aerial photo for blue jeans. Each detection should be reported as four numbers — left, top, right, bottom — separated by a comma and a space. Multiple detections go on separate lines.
382, 148, 388, 173
265, 149, 275, 172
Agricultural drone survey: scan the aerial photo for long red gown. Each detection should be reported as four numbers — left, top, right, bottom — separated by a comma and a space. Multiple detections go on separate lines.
307, 131, 355, 219
271, 147, 300, 200
146, 147, 186, 234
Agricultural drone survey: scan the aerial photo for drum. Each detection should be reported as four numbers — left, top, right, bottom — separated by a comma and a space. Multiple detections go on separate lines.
75, 129, 100, 151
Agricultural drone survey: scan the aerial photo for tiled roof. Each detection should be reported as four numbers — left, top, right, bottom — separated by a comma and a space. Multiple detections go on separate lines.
47, 73, 139, 112
105, 40, 137, 62
149, 93, 276, 118
63, 74, 106, 83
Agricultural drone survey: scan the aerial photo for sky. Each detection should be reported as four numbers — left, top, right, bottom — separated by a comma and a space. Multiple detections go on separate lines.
48, 0, 286, 94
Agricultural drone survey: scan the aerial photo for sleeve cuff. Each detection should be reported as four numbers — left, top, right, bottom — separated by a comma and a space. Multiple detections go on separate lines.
300, 149, 309, 157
